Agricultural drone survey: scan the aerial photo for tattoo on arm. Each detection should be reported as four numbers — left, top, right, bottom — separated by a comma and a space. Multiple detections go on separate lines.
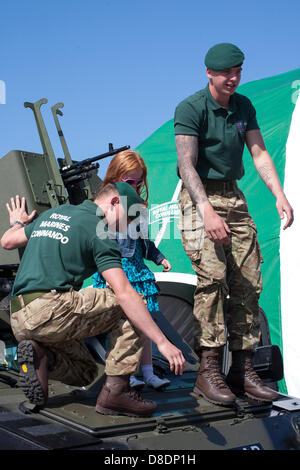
176, 135, 208, 204
257, 163, 273, 186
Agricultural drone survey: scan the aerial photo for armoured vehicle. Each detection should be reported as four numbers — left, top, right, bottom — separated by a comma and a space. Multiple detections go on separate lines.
1, 98, 300, 452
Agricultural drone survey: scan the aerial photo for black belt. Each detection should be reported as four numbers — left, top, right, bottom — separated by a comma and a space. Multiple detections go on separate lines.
10, 291, 49, 313
201, 179, 237, 192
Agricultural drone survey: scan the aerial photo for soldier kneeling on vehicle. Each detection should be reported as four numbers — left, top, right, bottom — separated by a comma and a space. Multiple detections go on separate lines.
1, 185, 185, 417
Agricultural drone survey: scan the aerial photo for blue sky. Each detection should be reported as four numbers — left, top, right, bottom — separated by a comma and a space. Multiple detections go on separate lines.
1, 0, 299, 178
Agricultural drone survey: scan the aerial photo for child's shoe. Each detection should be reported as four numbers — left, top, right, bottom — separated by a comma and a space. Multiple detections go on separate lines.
130, 375, 145, 390
145, 375, 171, 391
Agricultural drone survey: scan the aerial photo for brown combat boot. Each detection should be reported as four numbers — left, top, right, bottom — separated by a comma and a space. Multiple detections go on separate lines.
226, 350, 279, 402
96, 375, 157, 417
17, 340, 55, 407
193, 348, 236, 405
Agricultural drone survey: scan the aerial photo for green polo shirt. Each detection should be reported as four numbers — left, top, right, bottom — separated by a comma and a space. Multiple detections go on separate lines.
174, 84, 259, 181
12, 200, 122, 296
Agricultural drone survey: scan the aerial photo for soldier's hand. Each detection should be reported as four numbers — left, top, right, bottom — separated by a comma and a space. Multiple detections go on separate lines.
276, 193, 294, 230
203, 204, 231, 244
6, 195, 37, 227
157, 338, 185, 375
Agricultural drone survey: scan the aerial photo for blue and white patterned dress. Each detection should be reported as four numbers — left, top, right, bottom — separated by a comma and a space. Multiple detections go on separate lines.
93, 238, 160, 315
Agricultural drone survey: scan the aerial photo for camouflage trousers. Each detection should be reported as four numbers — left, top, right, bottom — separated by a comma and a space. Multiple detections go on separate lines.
10, 287, 145, 387
178, 181, 263, 352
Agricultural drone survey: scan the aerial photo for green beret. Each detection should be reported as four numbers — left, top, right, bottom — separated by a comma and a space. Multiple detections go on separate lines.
115, 182, 144, 221
205, 43, 244, 70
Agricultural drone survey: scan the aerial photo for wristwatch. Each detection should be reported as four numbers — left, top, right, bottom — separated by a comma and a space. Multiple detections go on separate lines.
10, 221, 25, 228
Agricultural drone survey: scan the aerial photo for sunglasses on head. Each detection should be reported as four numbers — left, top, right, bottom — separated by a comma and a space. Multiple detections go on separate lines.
121, 177, 143, 187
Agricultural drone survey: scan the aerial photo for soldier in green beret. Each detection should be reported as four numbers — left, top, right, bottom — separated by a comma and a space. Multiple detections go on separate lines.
174, 42, 294, 405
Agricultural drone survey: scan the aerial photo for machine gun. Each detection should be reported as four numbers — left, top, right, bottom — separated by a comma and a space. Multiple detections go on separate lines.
0, 98, 130, 266
58, 142, 130, 205
50, 100, 129, 205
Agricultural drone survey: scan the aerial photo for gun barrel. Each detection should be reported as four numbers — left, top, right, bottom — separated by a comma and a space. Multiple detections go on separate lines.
60, 144, 130, 173
61, 163, 99, 180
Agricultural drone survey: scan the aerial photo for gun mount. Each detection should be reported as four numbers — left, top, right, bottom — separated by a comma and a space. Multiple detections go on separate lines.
0, 98, 130, 266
